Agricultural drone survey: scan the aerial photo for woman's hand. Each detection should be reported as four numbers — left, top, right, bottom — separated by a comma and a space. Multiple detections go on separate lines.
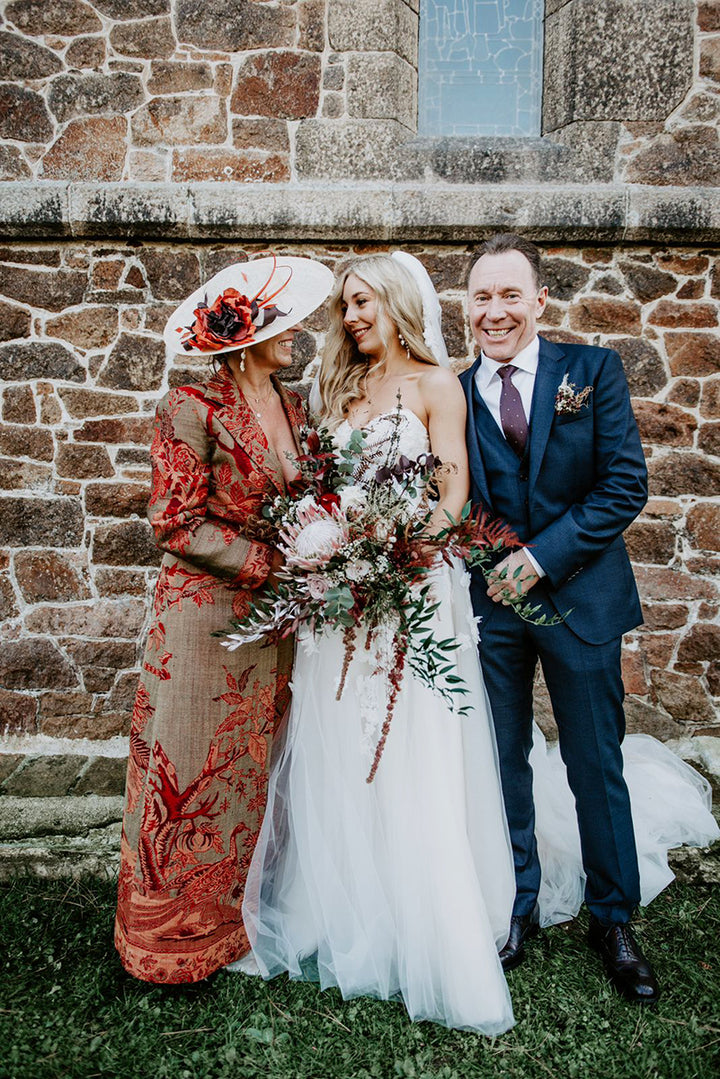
266, 548, 286, 592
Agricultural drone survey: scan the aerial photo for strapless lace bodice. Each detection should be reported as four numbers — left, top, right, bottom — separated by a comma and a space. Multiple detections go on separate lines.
334, 408, 431, 490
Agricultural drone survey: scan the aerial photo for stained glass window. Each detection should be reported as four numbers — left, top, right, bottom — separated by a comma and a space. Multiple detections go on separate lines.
418, 0, 544, 137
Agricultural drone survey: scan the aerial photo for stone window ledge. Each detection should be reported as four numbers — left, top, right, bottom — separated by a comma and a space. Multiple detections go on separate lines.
0, 181, 717, 244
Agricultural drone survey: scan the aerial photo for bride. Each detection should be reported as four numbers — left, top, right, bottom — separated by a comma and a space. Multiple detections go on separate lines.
237, 253, 717, 1033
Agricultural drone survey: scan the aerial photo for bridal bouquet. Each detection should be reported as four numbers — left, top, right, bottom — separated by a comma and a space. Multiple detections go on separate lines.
219, 408, 558, 781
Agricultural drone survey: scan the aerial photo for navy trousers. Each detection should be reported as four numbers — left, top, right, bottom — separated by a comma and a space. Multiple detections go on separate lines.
474, 580, 641, 925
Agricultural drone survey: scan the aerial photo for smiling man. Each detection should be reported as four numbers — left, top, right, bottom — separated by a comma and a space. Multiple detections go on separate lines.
459, 233, 657, 1002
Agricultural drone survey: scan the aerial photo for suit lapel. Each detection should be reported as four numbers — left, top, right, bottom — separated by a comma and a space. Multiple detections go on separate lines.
528, 336, 565, 492
460, 356, 493, 510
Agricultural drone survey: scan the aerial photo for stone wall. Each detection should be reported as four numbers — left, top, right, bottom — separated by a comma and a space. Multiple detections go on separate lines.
0, 238, 718, 806
0, 1, 718, 834
0, 0, 718, 186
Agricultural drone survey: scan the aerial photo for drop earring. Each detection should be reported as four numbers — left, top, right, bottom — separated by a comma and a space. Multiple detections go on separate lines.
239, 349, 246, 374
398, 332, 410, 359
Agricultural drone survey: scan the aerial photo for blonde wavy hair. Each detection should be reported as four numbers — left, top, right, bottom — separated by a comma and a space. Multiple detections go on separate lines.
316, 255, 438, 428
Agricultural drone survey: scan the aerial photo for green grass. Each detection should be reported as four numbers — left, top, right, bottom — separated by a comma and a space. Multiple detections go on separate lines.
0, 879, 718, 1079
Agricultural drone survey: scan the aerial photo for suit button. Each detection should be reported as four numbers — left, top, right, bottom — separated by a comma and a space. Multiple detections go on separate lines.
519, 471, 528, 481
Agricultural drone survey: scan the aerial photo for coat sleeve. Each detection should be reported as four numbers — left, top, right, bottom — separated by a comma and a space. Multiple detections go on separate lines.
147, 389, 273, 586
529, 349, 648, 588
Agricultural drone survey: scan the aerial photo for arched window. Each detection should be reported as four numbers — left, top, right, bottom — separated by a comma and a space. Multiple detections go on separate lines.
418, 0, 544, 137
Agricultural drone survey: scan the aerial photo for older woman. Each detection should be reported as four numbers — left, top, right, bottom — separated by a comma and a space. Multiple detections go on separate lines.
115, 256, 333, 983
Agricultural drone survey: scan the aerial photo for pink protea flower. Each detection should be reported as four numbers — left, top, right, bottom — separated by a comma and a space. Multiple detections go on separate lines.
280, 506, 349, 569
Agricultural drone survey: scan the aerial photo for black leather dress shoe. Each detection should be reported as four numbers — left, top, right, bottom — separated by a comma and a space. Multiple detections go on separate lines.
499, 914, 539, 971
587, 917, 660, 1003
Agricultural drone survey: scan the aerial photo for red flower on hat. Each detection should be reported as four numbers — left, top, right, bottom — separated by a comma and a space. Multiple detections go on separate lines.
183, 288, 257, 352
179, 255, 293, 352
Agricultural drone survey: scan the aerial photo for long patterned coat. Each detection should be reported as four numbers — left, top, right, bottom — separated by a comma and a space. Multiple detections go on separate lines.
115, 363, 305, 984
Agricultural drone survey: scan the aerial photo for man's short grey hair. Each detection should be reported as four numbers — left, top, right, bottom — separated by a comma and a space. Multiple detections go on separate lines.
473, 233, 544, 292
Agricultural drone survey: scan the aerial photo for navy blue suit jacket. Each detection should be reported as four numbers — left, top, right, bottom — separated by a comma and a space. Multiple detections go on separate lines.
459, 336, 648, 645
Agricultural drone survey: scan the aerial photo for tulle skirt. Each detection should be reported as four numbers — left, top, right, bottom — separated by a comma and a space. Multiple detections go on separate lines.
243, 561, 517, 1034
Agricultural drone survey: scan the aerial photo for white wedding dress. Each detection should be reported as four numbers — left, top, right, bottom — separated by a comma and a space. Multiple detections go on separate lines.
242, 410, 718, 1033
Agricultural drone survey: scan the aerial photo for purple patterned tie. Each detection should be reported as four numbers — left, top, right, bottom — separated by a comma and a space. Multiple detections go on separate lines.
497, 364, 528, 458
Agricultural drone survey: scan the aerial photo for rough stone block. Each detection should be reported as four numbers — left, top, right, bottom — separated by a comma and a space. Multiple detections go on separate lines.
41, 117, 128, 182
97, 333, 166, 392
0, 86, 53, 144
109, 17, 177, 60
624, 519, 676, 565
65, 35, 106, 70
0, 262, 87, 312
700, 34, 720, 83
544, 0, 693, 130
0, 184, 70, 240
174, 0, 295, 50
652, 669, 714, 723
0, 30, 63, 79
545, 121, 621, 184
641, 603, 690, 631
94, 0, 169, 16
615, 338, 668, 396
58, 389, 136, 419
0, 497, 83, 547
56, 443, 114, 480
649, 300, 718, 328
231, 117, 290, 153
623, 698, 684, 741
2, 755, 86, 798
0, 457, 53, 492
24, 598, 146, 639
0, 690, 36, 734
0, 576, 18, 621
2, 385, 35, 423
346, 53, 416, 129
568, 296, 641, 334
147, 60, 213, 94
45, 307, 118, 351
0, 303, 31, 345
626, 126, 720, 187
636, 565, 717, 602
73, 417, 154, 445
632, 400, 697, 447
648, 452, 720, 497
619, 260, 677, 302
701, 377, 720, 418
699, 421, 720, 457
47, 73, 144, 124
14, 550, 90, 603
542, 257, 591, 301
298, 0, 325, 51
677, 624, 720, 665
85, 481, 149, 518
5, 0, 102, 36
93, 520, 161, 567
132, 96, 226, 147
667, 378, 701, 407
419, 137, 567, 185
231, 51, 321, 120
172, 150, 290, 184
328, 0, 417, 65
72, 756, 127, 797
0, 639, 77, 691
95, 568, 149, 597
666, 331, 720, 377
0, 147, 31, 182
0, 424, 54, 461
295, 119, 411, 181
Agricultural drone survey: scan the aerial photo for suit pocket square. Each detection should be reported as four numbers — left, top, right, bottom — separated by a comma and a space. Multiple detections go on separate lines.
555, 410, 590, 426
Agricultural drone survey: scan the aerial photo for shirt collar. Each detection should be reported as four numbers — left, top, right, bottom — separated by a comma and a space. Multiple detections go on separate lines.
476, 335, 540, 389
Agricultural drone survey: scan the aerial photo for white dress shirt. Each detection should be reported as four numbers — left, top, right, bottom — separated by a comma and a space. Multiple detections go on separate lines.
473, 335, 545, 578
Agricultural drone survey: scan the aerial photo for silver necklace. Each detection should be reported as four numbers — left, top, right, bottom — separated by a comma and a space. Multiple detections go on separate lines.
242, 383, 275, 420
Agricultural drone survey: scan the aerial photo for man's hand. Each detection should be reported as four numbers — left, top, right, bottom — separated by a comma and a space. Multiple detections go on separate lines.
486, 549, 539, 605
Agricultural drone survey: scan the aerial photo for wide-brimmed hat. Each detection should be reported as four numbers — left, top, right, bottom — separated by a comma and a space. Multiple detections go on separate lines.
164, 255, 334, 356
